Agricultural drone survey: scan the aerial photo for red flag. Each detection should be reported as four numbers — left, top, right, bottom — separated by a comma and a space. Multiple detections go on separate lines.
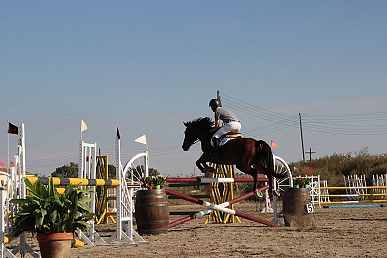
0, 162, 4, 166
8, 122, 18, 134
10, 161, 15, 167
306, 168, 313, 173
270, 140, 278, 149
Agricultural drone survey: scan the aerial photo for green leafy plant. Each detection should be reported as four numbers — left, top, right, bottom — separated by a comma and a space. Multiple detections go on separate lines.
293, 176, 311, 188
10, 176, 95, 237
140, 176, 154, 188
140, 175, 166, 188
153, 175, 166, 186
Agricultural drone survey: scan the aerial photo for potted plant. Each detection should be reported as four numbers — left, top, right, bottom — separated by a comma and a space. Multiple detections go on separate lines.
293, 176, 311, 188
140, 176, 154, 190
10, 176, 95, 258
152, 175, 166, 189
140, 175, 166, 190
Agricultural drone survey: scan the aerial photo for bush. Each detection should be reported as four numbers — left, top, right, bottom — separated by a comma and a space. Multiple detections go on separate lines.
290, 148, 387, 185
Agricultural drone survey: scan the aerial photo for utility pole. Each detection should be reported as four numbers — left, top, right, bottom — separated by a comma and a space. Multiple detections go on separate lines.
305, 147, 316, 161
217, 90, 222, 107
299, 113, 306, 162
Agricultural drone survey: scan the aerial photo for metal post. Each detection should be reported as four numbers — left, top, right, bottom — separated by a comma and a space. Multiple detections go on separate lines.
299, 113, 306, 162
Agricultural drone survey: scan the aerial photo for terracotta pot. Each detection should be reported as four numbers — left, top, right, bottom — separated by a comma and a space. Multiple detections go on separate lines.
37, 232, 73, 258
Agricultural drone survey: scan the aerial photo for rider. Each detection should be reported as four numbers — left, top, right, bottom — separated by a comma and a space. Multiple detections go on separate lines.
209, 99, 241, 159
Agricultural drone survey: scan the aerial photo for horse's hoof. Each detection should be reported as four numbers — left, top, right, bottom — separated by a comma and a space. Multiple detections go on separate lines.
204, 167, 216, 173
254, 190, 263, 198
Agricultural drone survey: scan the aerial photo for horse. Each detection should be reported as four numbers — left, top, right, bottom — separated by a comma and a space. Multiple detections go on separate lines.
182, 117, 281, 197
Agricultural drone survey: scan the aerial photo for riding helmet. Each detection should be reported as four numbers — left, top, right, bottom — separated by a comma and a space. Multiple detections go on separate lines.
209, 99, 221, 108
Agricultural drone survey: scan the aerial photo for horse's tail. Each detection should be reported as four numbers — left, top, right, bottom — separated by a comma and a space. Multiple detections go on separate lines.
255, 140, 277, 178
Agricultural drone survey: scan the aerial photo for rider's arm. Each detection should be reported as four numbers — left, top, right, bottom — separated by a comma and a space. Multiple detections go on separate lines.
210, 119, 220, 132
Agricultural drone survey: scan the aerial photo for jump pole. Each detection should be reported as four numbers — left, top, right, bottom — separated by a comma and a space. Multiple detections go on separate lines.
25, 176, 123, 187
167, 184, 278, 228
166, 177, 269, 183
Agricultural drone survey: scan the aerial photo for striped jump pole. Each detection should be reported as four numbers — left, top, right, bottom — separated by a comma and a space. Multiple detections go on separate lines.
166, 177, 269, 184
167, 184, 278, 228
167, 177, 272, 223
26, 176, 121, 187
25, 176, 140, 189
316, 185, 387, 206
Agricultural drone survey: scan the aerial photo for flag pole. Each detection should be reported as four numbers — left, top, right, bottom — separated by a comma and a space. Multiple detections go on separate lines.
80, 122, 82, 142
80, 120, 88, 142
7, 119, 9, 175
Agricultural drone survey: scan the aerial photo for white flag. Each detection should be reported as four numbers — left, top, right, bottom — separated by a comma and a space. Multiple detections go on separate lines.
135, 135, 147, 145
81, 120, 87, 132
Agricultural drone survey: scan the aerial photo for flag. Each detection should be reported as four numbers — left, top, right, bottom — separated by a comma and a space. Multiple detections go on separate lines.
10, 161, 14, 167
0, 162, 4, 167
81, 120, 87, 132
135, 135, 147, 145
116, 127, 120, 139
8, 122, 18, 134
270, 140, 278, 149
306, 168, 313, 173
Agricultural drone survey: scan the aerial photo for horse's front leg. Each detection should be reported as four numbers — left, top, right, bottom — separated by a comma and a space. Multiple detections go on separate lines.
196, 153, 215, 173
195, 160, 206, 173
195, 154, 215, 173
196, 161, 216, 173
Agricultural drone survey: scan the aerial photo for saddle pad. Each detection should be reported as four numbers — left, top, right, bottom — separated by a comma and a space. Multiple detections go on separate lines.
224, 133, 243, 138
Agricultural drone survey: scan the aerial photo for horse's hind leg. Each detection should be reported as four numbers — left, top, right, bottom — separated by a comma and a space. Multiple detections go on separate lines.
253, 172, 263, 198
236, 163, 263, 197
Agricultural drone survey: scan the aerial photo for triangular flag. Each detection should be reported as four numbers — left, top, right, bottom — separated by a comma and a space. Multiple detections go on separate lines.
0, 162, 4, 167
10, 161, 14, 167
270, 140, 278, 149
8, 122, 18, 134
81, 120, 87, 132
135, 135, 147, 145
116, 127, 120, 139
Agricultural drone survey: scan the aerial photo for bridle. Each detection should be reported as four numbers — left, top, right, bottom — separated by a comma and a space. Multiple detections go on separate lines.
182, 135, 199, 149
183, 127, 209, 150
182, 120, 214, 150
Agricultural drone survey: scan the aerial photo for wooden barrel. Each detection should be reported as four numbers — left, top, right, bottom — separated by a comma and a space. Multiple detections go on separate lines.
283, 188, 315, 229
135, 189, 169, 235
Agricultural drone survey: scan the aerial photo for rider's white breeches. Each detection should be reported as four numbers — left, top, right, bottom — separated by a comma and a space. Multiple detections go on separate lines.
212, 121, 241, 139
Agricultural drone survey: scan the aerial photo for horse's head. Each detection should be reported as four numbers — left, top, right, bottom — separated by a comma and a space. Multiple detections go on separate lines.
182, 122, 197, 151
182, 117, 214, 151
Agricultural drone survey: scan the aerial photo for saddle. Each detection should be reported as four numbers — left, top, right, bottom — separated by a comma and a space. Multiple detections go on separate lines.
220, 132, 243, 140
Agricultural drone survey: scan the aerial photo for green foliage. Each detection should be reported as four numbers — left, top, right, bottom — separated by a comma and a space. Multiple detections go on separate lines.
290, 149, 387, 185
52, 162, 78, 178
141, 175, 166, 188
10, 176, 95, 237
148, 167, 159, 177
108, 164, 116, 178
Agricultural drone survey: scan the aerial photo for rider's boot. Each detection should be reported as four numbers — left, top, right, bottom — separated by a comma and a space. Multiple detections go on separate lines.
210, 138, 220, 160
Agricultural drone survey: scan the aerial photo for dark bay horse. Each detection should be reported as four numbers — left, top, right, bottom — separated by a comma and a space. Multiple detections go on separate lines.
182, 117, 281, 197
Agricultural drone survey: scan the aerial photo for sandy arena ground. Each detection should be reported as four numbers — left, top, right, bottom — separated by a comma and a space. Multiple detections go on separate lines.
6, 202, 387, 258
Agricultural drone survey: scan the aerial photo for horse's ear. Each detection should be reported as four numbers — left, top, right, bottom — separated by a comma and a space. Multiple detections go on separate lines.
183, 122, 187, 127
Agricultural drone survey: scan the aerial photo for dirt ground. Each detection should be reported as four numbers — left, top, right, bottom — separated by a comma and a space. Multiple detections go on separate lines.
7, 203, 387, 258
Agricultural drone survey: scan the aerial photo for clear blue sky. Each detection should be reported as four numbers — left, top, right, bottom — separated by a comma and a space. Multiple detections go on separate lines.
1, 1, 386, 176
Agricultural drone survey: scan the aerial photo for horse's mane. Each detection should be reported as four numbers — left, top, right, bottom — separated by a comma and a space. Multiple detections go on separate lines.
185, 117, 214, 130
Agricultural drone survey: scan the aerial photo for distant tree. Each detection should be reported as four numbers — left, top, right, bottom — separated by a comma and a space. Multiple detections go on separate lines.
52, 162, 78, 178
108, 164, 116, 178
148, 167, 159, 177
128, 165, 159, 178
